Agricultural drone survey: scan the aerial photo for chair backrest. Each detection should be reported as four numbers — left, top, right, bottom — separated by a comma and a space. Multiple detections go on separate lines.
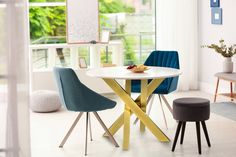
53, 67, 83, 111
145, 50, 180, 93
54, 67, 116, 112
144, 50, 179, 69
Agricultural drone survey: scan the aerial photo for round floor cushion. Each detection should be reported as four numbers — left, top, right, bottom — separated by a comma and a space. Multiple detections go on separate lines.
30, 90, 62, 113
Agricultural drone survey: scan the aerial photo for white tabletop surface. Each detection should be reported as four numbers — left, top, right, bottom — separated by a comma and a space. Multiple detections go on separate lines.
86, 66, 181, 80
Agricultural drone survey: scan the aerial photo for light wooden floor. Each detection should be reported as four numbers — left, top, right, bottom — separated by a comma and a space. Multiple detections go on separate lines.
30, 91, 236, 157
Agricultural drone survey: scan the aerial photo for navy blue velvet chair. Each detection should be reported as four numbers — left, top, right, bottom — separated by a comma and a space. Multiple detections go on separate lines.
53, 67, 119, 155
131, 51, 180, 128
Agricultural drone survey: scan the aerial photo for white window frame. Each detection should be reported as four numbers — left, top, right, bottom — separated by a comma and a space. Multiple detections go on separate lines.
29, 2, 66, 7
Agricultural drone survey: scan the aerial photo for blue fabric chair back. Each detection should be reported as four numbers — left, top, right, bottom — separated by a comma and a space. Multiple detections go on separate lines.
53, 67, 116, 112
131, 51, 180, 94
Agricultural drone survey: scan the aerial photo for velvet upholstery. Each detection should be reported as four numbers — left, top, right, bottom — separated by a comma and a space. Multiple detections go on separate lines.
131, 51, 180, 94
53, 67, 116, 112
173, 97, 210, 121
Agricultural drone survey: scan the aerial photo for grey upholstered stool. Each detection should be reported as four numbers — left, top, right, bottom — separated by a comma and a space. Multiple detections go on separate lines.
171, 97, 211, 154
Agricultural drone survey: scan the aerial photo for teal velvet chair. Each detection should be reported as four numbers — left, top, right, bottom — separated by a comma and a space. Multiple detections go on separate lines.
53, 67, 119, 155
131, 51, 180, 128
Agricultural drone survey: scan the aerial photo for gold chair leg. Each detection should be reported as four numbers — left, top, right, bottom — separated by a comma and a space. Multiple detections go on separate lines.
85, 112, 89, 156
93, 112, 119, 147
59, 112, 83, 148
88, 113, 93, 141
158, 95, 168, 129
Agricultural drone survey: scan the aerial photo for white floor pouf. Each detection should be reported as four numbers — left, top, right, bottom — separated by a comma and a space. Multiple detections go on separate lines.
30, 90, 62, 113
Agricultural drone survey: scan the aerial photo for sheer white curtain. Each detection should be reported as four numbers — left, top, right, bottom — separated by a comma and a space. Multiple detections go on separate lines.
0, 0, 31, 157
156, 0, 198, 90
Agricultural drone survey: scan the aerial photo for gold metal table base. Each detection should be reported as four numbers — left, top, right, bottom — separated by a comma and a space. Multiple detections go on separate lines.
103, 78, 170, 150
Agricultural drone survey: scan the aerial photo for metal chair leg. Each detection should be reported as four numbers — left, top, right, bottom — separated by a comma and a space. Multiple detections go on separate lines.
93, 112, 119, 147
158, 95, 168, 129
147, 94, 155, 115
88, 113, 93, 141
160, 95, 173, 114
59, 112, 83, 148
133, 94, 154, 125
85, 112, 89, 156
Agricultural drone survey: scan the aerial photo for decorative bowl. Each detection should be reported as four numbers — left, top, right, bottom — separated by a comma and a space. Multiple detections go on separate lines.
128, 68, 149, 73
127, 65, 149, 73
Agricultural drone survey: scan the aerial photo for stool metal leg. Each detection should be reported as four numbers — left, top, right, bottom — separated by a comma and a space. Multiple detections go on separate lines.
180, 122, 186, 144
172, 121, 182, 152
196, 122, 201, 154
201, 121, 211, 147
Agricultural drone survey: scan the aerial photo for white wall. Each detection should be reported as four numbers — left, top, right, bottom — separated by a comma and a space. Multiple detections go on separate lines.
198, 0, 236, 93
32, 69, 116, 93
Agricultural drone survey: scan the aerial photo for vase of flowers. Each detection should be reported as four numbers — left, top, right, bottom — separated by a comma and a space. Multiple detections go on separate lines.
222, 57, 233, 73
202, 39, 236, 73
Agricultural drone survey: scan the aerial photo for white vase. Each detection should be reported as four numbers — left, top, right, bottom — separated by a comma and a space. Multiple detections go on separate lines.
222, 57, 233, 73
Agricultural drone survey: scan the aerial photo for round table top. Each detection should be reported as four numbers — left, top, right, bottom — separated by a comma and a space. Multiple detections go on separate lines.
86, 66, 182, 80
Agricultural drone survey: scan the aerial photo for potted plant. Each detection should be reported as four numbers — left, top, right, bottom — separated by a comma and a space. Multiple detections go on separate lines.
202, 39, 236, 73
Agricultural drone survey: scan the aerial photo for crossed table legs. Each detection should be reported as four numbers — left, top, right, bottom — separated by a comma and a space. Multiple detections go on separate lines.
103, 78, 170, 150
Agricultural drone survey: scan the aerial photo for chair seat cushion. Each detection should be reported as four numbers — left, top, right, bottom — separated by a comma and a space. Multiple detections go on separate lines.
173, 97, 210, 121
30, 90, 62, 113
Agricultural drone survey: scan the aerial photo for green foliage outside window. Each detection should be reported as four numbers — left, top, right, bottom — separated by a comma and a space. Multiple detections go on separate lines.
29, 6, 66, 40
29, 0, 137, 65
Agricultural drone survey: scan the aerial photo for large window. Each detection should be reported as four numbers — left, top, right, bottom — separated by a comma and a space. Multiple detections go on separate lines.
29, 0, 156, 69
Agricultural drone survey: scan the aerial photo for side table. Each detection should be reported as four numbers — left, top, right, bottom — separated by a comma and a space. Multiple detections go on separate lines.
214, 72, 236, 102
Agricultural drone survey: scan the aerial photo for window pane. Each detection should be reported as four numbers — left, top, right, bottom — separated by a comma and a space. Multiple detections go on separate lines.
29, 6, 66, 43
99, 0, 155, 65
29, 0, 156, 69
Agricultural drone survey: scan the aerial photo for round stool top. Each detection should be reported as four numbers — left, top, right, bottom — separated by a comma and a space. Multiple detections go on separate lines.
173, 97, 210, 107
173, 97, 210, 121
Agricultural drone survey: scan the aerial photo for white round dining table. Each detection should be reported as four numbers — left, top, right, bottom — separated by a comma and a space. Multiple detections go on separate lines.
86, 66, 182, 150
87, 66, 181, 80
